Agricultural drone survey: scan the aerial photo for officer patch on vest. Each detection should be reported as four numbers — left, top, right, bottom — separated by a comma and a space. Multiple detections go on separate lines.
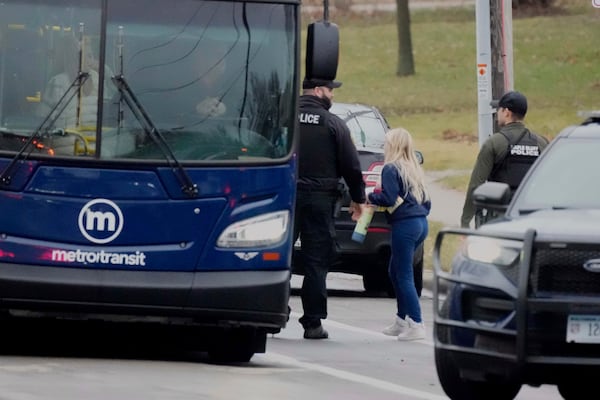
510, 144, 540, 156
299, 112, 322, 125
489, 131, 544, 190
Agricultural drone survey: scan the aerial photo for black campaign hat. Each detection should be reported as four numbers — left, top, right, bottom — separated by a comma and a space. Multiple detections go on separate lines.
302, 78, 342, 90
490, 91, 528, 116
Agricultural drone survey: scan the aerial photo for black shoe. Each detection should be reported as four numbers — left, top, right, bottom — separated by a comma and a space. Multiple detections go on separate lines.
303, 325, 329, 339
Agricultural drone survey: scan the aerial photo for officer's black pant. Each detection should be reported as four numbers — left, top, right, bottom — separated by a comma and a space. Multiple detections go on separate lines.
294, 190, 337, 329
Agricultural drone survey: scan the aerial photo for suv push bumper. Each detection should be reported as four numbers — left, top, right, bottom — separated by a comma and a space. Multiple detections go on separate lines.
434, 228, 600, 382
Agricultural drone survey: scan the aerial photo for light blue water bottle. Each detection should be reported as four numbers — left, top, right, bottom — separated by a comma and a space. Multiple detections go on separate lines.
351, 206, 375, 243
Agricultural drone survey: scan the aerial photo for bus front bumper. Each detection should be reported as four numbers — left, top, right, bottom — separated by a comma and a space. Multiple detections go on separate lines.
0, 263, 291, 332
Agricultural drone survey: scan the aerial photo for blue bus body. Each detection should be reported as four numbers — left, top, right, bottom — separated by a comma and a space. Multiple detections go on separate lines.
0, 162, 294, 324
0, 0, 310, 361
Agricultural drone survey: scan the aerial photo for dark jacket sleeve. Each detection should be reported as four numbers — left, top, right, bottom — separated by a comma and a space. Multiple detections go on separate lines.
460, 136, 498, 227
332, 116, 366, 203
537, 133, 550, 149
369, 163, 430, 221
368, 164, 402, 207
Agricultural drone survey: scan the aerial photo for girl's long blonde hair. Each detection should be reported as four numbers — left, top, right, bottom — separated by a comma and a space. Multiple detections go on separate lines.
384, 127, 429, 204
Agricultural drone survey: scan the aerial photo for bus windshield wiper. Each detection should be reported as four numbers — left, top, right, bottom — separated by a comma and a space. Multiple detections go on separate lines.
111, 75, 198, 197
0, 72, 90, 186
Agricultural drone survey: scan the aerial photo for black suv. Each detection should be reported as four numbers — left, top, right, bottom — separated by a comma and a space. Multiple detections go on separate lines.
433, 112, 600, 400
293, 102, 424, 297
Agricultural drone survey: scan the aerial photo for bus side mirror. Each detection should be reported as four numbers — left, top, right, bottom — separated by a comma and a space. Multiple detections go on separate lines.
305, 21, 339, 81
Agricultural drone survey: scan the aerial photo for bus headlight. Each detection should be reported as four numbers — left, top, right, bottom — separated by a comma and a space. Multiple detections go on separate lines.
217, 211, 289, 248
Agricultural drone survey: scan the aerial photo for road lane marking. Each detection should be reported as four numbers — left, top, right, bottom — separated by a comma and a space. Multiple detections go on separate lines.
262, 352, 447, 400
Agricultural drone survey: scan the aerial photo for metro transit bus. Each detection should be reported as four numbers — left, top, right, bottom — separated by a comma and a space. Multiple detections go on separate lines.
0, 0, 338, 361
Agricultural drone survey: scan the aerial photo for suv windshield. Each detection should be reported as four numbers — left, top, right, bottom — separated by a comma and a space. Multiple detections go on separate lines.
0, 0, 296, 161
511, 139, 600, 212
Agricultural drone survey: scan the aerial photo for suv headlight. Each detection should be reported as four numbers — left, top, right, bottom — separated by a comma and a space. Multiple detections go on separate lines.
217, 211, 289, 248
464, 237, 522, 267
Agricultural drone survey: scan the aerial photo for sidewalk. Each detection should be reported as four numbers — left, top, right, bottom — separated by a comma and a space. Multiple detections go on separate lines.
425, 170, 468, 228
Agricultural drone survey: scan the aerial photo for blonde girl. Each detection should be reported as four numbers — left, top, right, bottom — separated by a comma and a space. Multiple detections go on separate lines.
368, 127, 431, 340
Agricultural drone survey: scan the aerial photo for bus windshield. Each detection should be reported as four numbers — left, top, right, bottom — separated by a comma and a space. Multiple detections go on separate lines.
0, 0, 296, 161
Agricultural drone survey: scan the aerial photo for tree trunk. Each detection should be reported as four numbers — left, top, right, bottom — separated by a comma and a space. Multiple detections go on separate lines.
395, 0, 415, 76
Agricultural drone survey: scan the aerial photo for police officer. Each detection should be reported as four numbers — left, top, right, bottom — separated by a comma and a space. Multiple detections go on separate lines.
294, 77, 366, 339
461, 91, 549, 228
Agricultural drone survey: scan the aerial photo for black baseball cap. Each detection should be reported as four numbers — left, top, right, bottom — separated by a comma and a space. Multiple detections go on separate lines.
302, 78, 342, 90
490, 91, 528, 116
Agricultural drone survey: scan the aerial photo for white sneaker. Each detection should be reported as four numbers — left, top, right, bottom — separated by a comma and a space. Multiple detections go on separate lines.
382, 316, 408, 336
397, 316, 426, 341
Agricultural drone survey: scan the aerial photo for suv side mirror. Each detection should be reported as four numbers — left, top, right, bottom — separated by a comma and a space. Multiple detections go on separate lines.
473, 181, 511, 210
472, 181, 511, 228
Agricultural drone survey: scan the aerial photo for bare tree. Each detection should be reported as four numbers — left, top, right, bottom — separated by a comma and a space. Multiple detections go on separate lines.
396, 0, 414, 76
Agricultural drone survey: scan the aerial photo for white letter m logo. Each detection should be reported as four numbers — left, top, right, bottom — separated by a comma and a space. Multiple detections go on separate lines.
85, 210, 117, 232
78, 199, 124, 244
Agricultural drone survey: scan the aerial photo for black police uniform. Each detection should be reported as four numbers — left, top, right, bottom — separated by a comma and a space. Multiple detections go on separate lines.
295, 94, 366, 331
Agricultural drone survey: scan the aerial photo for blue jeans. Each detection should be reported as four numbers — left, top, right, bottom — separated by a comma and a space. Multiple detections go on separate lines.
389, 216, 428, 323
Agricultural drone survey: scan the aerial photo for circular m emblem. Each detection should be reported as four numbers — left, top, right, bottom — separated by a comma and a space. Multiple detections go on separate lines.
78, 199, 124, 244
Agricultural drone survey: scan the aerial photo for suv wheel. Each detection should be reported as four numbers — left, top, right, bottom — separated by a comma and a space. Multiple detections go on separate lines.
362, 268, 393, 297
362, 248, 394, 297
435, 300, 521, 400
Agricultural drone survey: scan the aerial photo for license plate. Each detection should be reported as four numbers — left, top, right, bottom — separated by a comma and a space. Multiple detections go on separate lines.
566, 315, 600, 343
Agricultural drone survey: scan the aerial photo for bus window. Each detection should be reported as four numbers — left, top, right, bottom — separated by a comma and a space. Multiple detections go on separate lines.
103, 0, 296, 161
0, 0, 102, 154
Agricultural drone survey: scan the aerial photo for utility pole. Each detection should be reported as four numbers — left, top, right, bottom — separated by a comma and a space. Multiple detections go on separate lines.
476, 0, 513, 147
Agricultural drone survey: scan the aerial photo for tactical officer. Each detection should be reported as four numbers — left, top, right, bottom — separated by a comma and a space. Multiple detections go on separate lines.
461, 91, 549, 228
294, 77, 366, 339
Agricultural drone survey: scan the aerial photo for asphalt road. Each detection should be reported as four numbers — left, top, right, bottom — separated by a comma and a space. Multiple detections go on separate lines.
281, 274, 564, 400
0, 274, 563, 400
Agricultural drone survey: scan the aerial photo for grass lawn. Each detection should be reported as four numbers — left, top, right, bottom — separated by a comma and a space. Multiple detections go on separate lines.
304, 2, 598, 176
